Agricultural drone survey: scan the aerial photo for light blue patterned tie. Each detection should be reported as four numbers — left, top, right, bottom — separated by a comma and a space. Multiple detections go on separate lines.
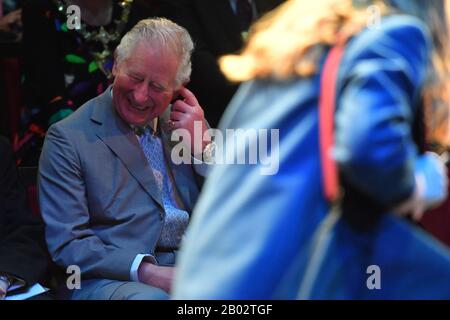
138, 128, 189, 250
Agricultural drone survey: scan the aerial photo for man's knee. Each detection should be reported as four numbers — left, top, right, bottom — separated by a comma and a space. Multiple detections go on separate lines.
110, 281, 169, 300
70, 279, 169, 300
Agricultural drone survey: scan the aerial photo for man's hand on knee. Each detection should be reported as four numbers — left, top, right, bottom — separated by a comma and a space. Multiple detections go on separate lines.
138, 262, 174, 294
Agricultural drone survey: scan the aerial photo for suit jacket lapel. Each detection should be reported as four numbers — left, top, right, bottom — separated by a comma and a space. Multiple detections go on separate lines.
91, 88, 164, 209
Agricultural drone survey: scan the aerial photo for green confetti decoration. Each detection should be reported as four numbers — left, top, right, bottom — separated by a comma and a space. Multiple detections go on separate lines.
88, 61, 99, 73
65, 54, 87, 64
48, 108, 74, 126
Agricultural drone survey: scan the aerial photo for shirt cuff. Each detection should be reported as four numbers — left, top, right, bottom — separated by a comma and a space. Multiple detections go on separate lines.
130, 254, 157, 282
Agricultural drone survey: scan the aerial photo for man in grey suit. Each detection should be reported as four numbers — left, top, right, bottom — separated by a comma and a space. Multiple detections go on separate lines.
38, 18, 213, 300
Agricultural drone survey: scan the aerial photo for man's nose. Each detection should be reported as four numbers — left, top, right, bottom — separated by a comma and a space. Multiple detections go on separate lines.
133, 83, 149, 104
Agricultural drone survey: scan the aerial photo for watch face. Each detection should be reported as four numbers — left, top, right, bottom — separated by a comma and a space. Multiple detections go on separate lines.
0, 275, 11, 287
203, 142, 216, 164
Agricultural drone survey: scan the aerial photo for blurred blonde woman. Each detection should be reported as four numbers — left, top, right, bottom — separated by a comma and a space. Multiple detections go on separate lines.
174, 0, 450, 299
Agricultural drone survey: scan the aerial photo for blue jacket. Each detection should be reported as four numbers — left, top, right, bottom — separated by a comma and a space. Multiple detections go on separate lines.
173, 15, 450, 299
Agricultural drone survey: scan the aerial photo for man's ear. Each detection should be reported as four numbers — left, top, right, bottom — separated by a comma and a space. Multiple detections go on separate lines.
171, 82, 189, 102
170, 89, 181, 104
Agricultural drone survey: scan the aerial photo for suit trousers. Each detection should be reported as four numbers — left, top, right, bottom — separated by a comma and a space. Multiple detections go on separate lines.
68, 279, 169, 300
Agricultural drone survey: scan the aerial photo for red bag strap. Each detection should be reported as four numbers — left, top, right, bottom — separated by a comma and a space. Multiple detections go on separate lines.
319, 42, 346, 203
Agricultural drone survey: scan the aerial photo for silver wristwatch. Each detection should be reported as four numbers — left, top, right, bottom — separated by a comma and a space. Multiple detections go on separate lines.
0, 275, 12, 289
202, 141, 216, 164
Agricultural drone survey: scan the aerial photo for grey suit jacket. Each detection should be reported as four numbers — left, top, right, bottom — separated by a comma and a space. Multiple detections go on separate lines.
38, 87, 201, 281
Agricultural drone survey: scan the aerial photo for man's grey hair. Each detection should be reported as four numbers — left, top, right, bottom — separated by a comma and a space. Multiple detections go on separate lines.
115, 18, 194, 88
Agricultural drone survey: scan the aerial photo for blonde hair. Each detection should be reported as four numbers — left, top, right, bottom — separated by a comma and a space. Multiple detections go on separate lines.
220, 0, 388, 81
423, 3, 450, 149
220, 0, 450, 148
